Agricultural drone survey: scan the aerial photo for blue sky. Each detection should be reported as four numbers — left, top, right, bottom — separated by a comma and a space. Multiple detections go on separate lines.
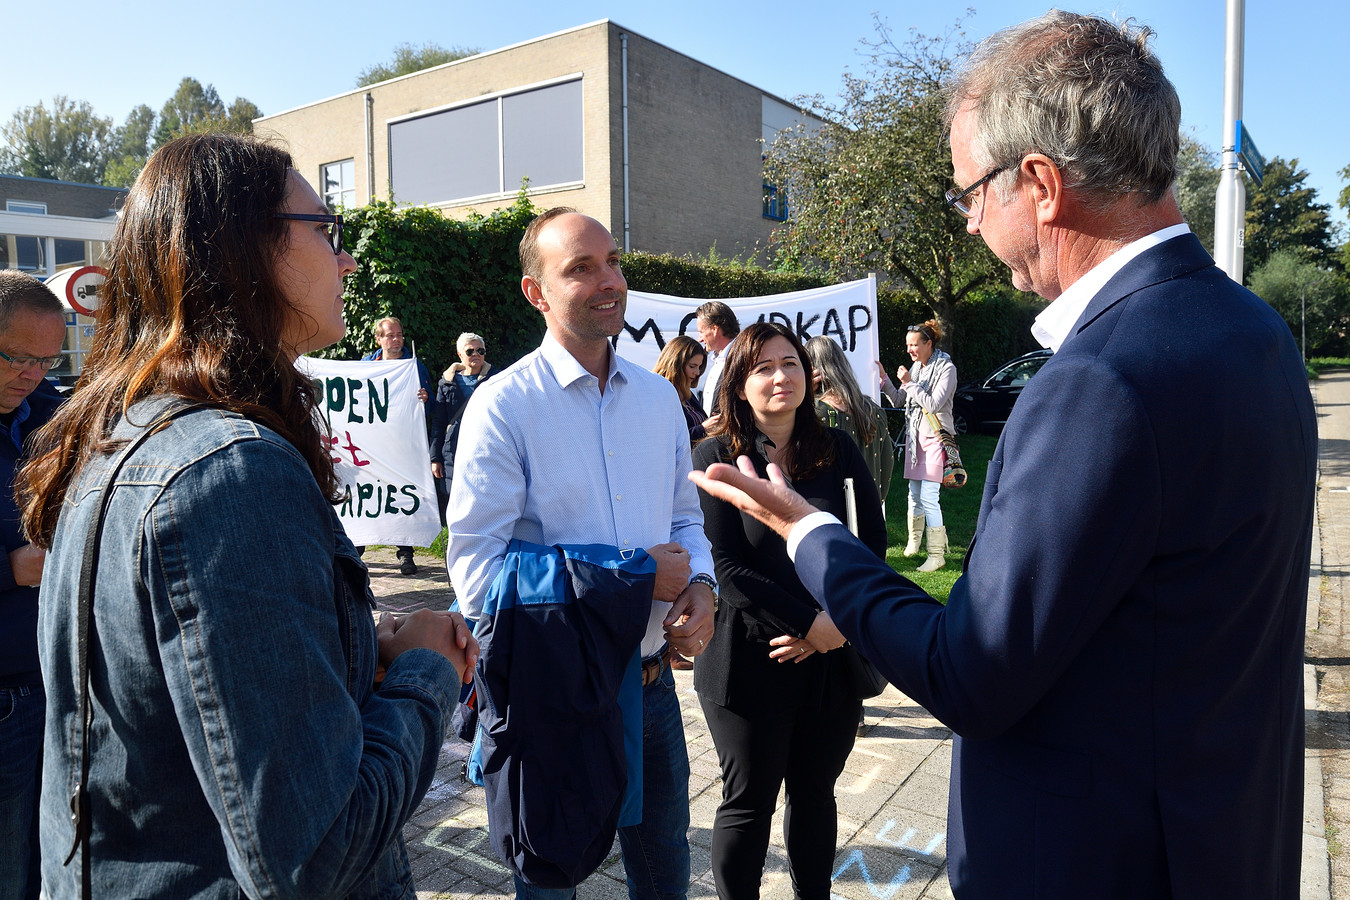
7, 0, 1346, 232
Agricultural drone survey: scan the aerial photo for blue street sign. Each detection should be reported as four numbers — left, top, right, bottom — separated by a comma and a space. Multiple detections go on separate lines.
1236, 120, 1265, 187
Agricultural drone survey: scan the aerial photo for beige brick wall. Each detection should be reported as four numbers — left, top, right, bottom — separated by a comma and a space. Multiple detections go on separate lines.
617, 30, 779, 261
254, 20, 787, 260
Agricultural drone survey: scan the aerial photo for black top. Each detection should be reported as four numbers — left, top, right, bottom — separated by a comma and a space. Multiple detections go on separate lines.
691, 428, 888, 709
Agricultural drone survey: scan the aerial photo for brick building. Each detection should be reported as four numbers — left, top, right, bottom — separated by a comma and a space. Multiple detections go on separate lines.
254, 20, 816, 260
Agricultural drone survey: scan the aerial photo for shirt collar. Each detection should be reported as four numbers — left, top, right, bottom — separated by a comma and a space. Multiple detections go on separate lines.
1031, 223, 1191, 351
540, 331, 624, 390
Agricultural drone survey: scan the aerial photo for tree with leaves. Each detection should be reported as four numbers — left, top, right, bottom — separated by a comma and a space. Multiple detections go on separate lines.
764, 16, 1008, 352
1173, 133, 1220, 255
1248, 249, 1350, 357
1243, 156, 1336, 280
151, 78, 260, 150
356, 42, 480, 87
0, 96, 116, 184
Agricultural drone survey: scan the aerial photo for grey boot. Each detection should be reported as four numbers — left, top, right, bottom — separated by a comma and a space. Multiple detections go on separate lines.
917, 526, 947, 572
903, 514, 926, 557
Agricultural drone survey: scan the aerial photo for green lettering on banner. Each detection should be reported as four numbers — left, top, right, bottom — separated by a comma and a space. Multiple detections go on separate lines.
400, 484, 421, 515
346, 378, 364, 423
337, 484, 353, 517
384, 484, 401, 515
368, 379, 390, 423
357, 482, 377, 518
326, 377, 346, 420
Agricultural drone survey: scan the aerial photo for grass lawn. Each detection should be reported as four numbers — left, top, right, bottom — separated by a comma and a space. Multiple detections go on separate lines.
423, 434, 997, 604
883, 434, 997, 603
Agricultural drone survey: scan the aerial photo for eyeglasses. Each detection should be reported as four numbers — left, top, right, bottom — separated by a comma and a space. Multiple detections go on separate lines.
274, 212, 344, 254
463, 347, 485, 356
945, 167, 1005, 217
907, 325, 934, 342
0, 348, 62, 372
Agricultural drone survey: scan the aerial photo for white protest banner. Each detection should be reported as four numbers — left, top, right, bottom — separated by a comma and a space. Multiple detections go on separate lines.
615, 276, 880, 403
295, 356, 441, 548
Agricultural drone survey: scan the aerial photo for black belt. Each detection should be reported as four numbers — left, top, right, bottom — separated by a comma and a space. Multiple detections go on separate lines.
640, 645, 671, 687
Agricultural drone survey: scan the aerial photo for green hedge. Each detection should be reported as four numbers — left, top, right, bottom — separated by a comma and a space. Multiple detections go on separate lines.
317, 192, 545, 372
327, 198, 1042, 382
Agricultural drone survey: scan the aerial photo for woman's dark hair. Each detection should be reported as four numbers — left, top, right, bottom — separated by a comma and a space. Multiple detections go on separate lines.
653, 334, 706, 400
19, 132, 337, 546
708, 322, 835, 480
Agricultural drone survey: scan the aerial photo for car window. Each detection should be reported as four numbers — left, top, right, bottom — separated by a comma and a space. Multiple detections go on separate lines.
988, 356, 1047, 388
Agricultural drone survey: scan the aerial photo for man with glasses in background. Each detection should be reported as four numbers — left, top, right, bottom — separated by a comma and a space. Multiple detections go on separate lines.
363, 316, 433, 574
0, 271, 66, 900
430, 332, 494, 524
691, 12, 1315, 898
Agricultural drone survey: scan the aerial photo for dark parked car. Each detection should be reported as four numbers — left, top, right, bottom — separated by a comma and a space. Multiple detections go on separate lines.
952, 349, 1052, 435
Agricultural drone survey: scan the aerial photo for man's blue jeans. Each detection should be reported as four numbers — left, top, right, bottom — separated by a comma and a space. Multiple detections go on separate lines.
513, 660, 690, 900
0, 684, 43, 900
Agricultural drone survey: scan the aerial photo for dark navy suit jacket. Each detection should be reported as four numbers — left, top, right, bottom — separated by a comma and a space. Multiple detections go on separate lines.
796, 234, 1315, 898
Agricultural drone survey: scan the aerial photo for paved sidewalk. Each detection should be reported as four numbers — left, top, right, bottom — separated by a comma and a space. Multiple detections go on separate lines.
364, 549, 956, 900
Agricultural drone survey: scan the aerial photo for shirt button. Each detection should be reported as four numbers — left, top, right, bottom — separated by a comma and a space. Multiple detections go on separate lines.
623, 539, 630, 546
615, 494, 623, 501
608, 449, 615, 457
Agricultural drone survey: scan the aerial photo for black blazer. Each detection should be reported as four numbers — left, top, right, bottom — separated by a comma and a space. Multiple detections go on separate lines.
793, 234, 1316, 898
692, 429, 887, 710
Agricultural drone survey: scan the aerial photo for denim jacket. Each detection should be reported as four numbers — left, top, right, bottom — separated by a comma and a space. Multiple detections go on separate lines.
38, 400, 459, 899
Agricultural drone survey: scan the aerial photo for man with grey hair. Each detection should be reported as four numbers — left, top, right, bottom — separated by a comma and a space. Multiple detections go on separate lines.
430, 331, 494, 523
0, 270, 66, 900
691, 12, 1314, 898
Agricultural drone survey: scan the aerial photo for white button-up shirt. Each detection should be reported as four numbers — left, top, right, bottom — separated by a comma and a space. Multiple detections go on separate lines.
447, 332, 713, 657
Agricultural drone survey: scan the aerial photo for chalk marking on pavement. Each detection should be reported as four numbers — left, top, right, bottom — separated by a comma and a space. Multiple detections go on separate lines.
421, 823, 512, 877
831, 849, 912, 899
876, 820, 945, 856
840, 764, 884, 794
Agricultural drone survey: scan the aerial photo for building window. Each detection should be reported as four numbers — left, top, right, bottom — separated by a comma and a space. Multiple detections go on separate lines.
6, 200, 47, 215
389, 78, 583, 207
762, 183, 788, 221
322, 159, 356, 212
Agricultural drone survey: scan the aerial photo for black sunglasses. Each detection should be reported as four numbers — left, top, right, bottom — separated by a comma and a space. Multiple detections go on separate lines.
908, 324, 934, 342
274, 212, 344, 254
463, 347, 485, 356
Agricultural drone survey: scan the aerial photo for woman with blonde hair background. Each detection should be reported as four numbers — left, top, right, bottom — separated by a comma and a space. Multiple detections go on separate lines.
804, 336, 893, 505
880, 319, 957, 571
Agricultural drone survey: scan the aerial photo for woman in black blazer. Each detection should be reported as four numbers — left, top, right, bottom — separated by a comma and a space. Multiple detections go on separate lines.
691, 322, 888, 900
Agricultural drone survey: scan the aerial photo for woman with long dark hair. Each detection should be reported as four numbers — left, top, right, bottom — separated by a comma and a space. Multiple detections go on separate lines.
691, 323, 887, 900
19, 133, 475, 899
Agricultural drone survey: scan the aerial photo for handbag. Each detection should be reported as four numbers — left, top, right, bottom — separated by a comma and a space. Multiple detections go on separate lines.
922, 408, 967, 488
838, 644, 889, 699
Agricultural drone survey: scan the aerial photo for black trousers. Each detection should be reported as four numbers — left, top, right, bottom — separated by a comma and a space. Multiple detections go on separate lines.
700, 675, 861, 900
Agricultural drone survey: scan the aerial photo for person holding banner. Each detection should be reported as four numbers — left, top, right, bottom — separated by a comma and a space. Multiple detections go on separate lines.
880, 319, 955, 572
363, 316, 432, 574
448, 208, 715, 900
18, 133, 475, 899
691, 322, 886, 900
